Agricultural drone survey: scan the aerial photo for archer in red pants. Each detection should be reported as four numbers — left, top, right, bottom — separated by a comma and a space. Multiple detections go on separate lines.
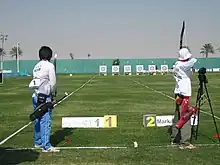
170, 48, 198, 149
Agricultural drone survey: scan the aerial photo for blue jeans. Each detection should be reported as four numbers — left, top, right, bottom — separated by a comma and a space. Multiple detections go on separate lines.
32, 93, 52, 150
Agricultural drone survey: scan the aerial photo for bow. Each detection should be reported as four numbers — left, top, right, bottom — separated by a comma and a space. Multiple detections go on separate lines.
179, 21, 185, 50
54, 53, 57, 72
54, 53, 57, 98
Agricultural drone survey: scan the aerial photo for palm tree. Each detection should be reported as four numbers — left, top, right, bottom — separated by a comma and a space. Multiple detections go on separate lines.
200, 43, 215, 58
10, 46, 23, 60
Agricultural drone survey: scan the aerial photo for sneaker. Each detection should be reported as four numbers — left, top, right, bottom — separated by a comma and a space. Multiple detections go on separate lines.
42, 147, 60, 152
34, 144, 42, 149
170, 142, 179, 147
179, 143, 196, 150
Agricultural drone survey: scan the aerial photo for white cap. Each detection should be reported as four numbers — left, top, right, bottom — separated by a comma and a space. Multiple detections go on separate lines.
178, 48, 192, 60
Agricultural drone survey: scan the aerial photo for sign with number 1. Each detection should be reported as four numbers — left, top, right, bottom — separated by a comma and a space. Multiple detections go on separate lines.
104, 115, 117, 128
61, 115, 118, 128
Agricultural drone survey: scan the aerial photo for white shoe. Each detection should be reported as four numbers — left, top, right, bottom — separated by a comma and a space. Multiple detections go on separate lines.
170, 142, 178, 146
179, 143, 196, 150
42, 147, 60, 152
34, 144, 42, 148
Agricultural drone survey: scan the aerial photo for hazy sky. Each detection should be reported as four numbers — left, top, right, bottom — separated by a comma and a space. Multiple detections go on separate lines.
0, 0, 220, 60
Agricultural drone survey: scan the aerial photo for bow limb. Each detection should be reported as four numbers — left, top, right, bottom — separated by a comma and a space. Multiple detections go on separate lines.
54, 53, 57, 72
179, 21, 185, 49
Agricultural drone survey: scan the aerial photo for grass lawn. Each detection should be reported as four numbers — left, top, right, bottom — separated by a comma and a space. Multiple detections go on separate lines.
0, 73, 220, 165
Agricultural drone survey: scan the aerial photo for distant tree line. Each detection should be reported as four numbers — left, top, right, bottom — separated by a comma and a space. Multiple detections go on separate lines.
0, 43, 219, 60
0, 46, 23, 60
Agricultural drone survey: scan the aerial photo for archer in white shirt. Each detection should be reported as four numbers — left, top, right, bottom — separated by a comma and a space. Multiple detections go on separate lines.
171, 48, 198, 149
29, 46, 59, 153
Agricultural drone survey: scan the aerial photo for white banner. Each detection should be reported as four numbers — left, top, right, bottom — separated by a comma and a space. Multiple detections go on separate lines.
112, 65, 119, 73
148, 65, 156, 72
62, 115, 117, 128
136, 65, 144, 73
124, 65, 131, 73
160, 65, 168, 72
213, 68, 220, 72
3, 70, 12, 73
99, 65, 107, 73
62, 117, 104, 128
156, 115, 174, 127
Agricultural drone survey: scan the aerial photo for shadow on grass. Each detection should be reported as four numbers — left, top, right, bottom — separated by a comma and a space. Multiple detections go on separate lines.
0, 147, 39, 165
168, 126, 218, 143
50, 128, 74, 146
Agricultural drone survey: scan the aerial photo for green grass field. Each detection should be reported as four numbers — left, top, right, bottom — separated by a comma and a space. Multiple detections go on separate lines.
1, 73, 220, 165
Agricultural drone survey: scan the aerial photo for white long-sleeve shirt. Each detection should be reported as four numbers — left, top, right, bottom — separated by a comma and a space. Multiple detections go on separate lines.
173, 58, 197, 96
29, 60, 56, 95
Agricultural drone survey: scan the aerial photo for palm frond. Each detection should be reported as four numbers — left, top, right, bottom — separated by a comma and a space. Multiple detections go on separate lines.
0, 48, 6, 56
200, 50, 205, 54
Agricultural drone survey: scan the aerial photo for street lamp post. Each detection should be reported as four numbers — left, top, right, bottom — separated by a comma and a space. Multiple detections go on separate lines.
0, 34, 8, 70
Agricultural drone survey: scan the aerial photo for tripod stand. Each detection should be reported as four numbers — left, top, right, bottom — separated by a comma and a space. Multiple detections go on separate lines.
190, 67, 220, 143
